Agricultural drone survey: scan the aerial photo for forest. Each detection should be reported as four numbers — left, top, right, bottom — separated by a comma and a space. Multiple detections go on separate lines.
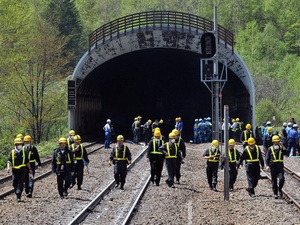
0, 0, 299, 165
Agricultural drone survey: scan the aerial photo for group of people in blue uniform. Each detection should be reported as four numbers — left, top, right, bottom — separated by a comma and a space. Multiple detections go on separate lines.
193, 117, 212, 144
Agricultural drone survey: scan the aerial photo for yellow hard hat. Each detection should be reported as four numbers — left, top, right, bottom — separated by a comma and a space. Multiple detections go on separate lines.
236, 118, 240, 122
248, 137, 256, 145
154, 127, 161, 131
148, 119, 152, 124
159, 119, 163, 124
211, 140, 219, 147
74, 135, 81, 142
59, 137, 67, 144
117, 135, 124, 140
14, 138, 23, 145
272, 135, 280, 142
228, 139, 235, 145
246, 124, 252, 129
175, 117, 180, 121
267, 127, 273, 133
69, 130, 76, 136
154, 130, 161, 137
172, 129, 180, 136
169, 132, 176, 139
178, 117, 181, 121
231, 119, 236, 123
16, 134, 23, 139
23, 135, 32, 142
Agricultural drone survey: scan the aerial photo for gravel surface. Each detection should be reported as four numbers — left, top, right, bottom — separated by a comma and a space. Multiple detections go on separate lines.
0, 142, 299, 225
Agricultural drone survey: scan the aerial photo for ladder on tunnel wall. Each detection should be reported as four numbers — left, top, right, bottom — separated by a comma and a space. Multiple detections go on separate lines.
201, 59, 228, 142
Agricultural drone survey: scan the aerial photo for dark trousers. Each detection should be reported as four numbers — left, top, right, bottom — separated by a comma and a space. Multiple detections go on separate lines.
175, 155, 182, 182
270, 164, 285, 195
149, 155, 164, 185
114, 162, 127, 187
12, 170, 26, 198
165, 158, 177, 186
56, 172, 71, 197
206, 162, 219, 188
245, 163, 260, 194
288, 139, 297, 156
25, 165, 36, 194
229, 164, 238, 189
72, 162, 84, 187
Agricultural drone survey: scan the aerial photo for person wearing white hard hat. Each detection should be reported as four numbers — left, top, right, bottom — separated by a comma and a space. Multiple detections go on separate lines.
103, 119, 112, 149
280, 122, 288, 148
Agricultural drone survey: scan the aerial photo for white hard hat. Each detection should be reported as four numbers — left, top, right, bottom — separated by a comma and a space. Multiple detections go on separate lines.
195, 119, 199, 122
293, 124, 298, 128
107, 119, 111, 123
266, 121, 271, 125
282, 122, 287, 127
288, 122, 293, 126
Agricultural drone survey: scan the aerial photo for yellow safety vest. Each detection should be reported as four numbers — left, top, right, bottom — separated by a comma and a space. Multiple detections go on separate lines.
228, 148, 237, 163
243, 130, 252, 142
23, 146, 36, 163
208, 148, 219, 162
246, 145, 259, 162
165, 143, 178, 159
270, 146, 283, 163
71, 144, 84, 160
150, 139, 164, 155
113, 145, 127, 161
11, 149, 26, 169
56, 151, 72, 164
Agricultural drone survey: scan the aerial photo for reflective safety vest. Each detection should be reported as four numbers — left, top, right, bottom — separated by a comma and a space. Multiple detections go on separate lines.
55, 151, 72, 164
246, 145, 259, 162
150, 139, 164, 155
270, 146, 283, 163
165, 143, 178, 159
208, 148, 219, 162
23, 146, 36, 163
71, 144, 84, 160
228, 148, 237, 163
243, 130, 252, 142
113, 145, 127, 161
11, 149, 26, 169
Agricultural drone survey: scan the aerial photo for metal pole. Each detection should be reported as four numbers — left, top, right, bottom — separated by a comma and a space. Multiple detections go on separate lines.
224, 105, 229, 201
212, 6, 219, 141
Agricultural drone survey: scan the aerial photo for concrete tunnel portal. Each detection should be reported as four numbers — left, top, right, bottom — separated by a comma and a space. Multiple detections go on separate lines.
69, 11, 255, 141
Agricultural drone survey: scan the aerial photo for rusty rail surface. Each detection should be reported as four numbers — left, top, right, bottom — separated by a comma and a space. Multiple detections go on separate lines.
89, 11, 234, 54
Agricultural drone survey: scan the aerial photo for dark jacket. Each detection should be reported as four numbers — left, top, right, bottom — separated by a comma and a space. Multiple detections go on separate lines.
52, 148, 75, 174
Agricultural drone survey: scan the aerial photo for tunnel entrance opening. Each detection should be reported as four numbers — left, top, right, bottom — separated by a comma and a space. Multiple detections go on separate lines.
76, 48, 248, 141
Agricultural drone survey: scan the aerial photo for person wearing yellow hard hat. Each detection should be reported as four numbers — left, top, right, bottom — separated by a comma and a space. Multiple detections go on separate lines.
67, 130, 76, 147
236, 137, 264, 197
108, 135, 132, 190
262, 126, 274, 154
52, 137, 75, 199
143, 119, 152, 145
132, 116, 142, 144
159, 132, 180, 188
221, 139, 241, 192
7, 138, 33, 202
23, 135, 42, 198
265, 135, 289, 199
203, 139, 221, 191
146, 130, 165, 186
240, 123, 253, 148
172, 129, 186, 184
69, 135, 89, 190
174, 117, 183, 137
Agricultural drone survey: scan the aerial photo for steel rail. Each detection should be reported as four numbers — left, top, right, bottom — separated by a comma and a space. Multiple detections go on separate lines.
68, 146, 148, 225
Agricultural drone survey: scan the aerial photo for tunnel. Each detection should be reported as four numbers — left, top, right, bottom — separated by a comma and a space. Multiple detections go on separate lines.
69, 11, 255, 141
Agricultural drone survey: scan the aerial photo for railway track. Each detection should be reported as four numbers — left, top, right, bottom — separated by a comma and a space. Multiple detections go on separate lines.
68, 145, 149, 225
0, 142, 100, 199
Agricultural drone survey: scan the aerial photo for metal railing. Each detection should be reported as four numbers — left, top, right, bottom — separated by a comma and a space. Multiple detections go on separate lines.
89, 11, 234, 54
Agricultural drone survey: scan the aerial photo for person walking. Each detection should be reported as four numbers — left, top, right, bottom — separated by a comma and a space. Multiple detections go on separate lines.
265, 135, 289, 199
103, 119, 112, 149
23, 135, 42, 198
240, 123, 253, 148
159, 132, 179, 188
7, 138, 33, 202
203, 140, 221, 191
52, 137, 75, 199
109, 135, 132, 190
237, 137, 264, 197
143, 119, 152, 145
146, 130, 165, 186
173, 129, 186, 184
70, 135, 89, 190
67, 130, 76, 147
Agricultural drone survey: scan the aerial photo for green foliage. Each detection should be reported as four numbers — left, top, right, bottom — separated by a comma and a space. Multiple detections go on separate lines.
255, 99, 282, 126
